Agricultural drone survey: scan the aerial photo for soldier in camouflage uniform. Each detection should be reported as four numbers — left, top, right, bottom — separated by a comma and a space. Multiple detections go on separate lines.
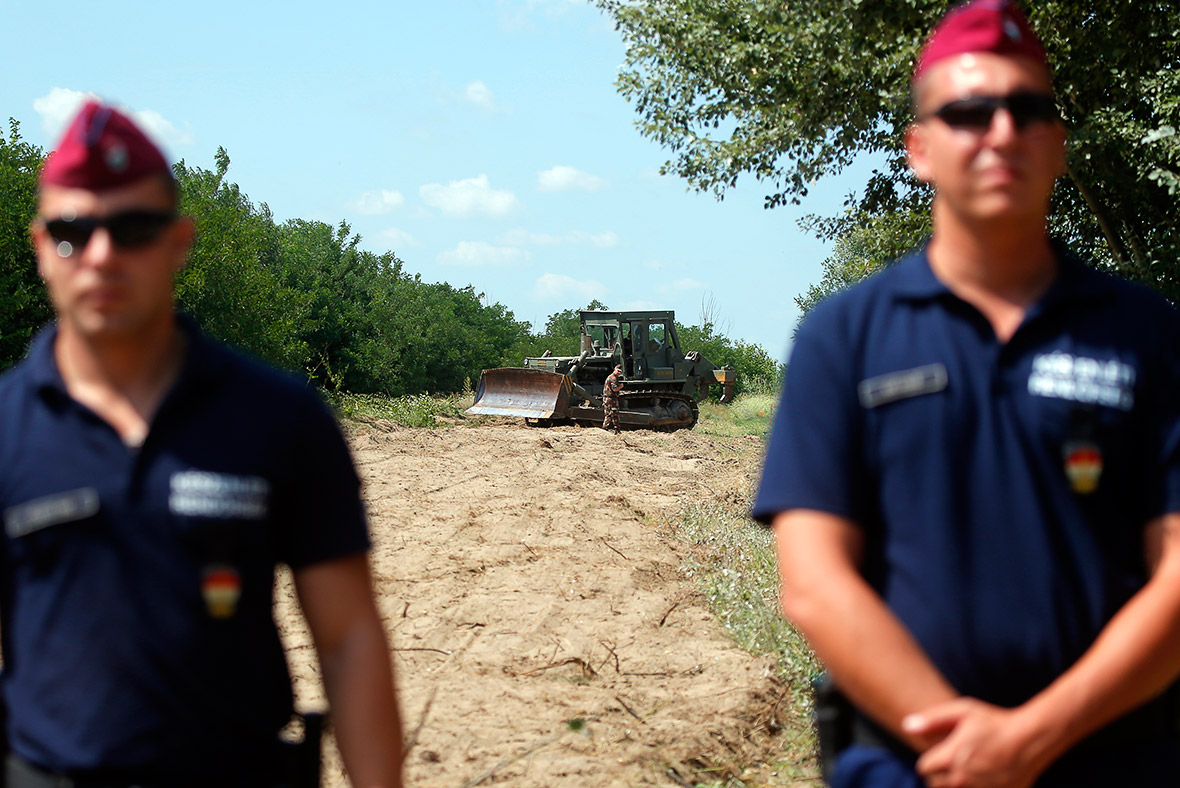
602, 364, 624, 433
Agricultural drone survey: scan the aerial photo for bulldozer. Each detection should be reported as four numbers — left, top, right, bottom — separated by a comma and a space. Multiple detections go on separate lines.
467, 310, 735, 430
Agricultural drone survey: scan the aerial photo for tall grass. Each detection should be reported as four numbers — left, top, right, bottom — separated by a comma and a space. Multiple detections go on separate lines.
669, 395, 822, 786
676, 501, 817, 688
697, 393, 779, 437
331, 388, 780, 435
329, 391, 470, 428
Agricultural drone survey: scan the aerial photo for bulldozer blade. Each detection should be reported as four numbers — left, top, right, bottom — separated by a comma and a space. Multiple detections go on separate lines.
467, 368, 572, 420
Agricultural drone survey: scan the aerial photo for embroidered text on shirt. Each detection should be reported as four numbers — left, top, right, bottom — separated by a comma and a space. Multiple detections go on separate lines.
169, 471, 270, 519
1028, 353, 1135, 411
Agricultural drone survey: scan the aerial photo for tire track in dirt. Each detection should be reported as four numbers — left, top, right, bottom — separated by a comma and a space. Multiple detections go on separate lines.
276, 422, 792, 787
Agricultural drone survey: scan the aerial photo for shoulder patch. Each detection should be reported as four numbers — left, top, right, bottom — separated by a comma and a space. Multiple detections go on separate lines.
858, 364, 948, 409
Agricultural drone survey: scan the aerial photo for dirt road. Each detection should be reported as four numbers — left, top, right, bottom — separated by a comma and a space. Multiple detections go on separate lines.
276, 421, 801, 787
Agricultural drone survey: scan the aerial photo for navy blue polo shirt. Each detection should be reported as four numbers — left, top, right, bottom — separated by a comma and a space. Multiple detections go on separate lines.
754, 245, 1180, 724
0, 318, 369, 784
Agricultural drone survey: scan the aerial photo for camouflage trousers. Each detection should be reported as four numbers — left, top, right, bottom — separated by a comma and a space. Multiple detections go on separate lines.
602, 396, 620, 431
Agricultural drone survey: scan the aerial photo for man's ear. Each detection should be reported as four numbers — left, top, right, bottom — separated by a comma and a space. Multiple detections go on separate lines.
906, 122, 934, 185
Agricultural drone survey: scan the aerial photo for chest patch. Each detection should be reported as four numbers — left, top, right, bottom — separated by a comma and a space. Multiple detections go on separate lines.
169, 471, 270, 520
4, 487, 101, 538
1027, 352, 1135, 411
859, 364, 948, 409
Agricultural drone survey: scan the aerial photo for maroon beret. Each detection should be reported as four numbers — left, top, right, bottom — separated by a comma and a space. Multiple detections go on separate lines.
914, 0, 1048, 83
40, 100, 170, 191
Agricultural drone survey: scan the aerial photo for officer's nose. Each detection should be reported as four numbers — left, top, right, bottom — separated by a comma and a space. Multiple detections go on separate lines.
984, 108, 1021, 147
78, 227, 117, 267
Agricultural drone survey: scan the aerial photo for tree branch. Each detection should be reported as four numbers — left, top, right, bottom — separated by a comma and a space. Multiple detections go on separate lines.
1065, 162, 1131, 270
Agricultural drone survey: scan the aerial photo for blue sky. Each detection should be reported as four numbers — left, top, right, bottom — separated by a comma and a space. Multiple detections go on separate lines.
3, 0, 877, 360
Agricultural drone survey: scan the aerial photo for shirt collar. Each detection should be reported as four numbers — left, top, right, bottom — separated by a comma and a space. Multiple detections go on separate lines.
889, 240, 1113, 309
24, 323, 66, 397
28, 313, 227, 401
888, 243, 948, 301
1035, 245, 1115, 309
172, 313, 229, 385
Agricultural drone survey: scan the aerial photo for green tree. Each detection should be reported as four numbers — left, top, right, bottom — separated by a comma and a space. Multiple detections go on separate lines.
174, 149, 311, 371
597, 0, 1180, 297
543, 299, 609, 341
0, 120, 51, 370
795, 208, 931, 319
676, 320, 783, 396
542, 299, 609, 355
502, 300, 610, 363
277, 219, 532, 396
398, 283, 533, 394
275, 218, 380, 390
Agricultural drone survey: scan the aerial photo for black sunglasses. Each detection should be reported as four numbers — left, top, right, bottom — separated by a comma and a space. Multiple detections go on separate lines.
42, 210, 176, 256
921, 92, 1060, 130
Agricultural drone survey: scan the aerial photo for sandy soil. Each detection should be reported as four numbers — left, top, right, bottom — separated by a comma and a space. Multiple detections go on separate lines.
275, 420, 802, 787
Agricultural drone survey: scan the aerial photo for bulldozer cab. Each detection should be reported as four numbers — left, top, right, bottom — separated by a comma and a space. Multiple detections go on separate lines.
582, 322, 620, 356
581, 311, 679, 380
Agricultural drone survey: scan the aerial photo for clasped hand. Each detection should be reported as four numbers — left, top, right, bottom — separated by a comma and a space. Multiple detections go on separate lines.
902, 698, 1054, 788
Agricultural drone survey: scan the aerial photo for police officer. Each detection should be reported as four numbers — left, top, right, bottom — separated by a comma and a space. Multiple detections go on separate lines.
754, 2, 1180, 787
0, 101, 403, 787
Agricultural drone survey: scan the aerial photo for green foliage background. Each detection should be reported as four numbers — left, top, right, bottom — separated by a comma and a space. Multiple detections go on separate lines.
598, 0, 1180, 311
0, 121, 52, 366
0, 126, 776, 395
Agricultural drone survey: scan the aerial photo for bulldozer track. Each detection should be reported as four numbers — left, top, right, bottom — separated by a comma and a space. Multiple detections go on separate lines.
618, 388, 699, 431
525, 389, 699, 431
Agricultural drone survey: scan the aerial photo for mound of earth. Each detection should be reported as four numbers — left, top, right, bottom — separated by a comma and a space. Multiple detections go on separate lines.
275, 421, 805, 787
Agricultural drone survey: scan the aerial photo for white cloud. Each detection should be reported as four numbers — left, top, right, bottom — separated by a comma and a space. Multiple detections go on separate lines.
437, 241, 531, 267
33, 88, 194, 148
353, 190, 406, 216
133, 108, 194, 147
420, 174, 521, 218
33, 88, 99, 136
537, 165, 608, 193
465, 81, 498, 111
496, 228, 618, 248
532, 272, 607, 302
380, 227, 418, 247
